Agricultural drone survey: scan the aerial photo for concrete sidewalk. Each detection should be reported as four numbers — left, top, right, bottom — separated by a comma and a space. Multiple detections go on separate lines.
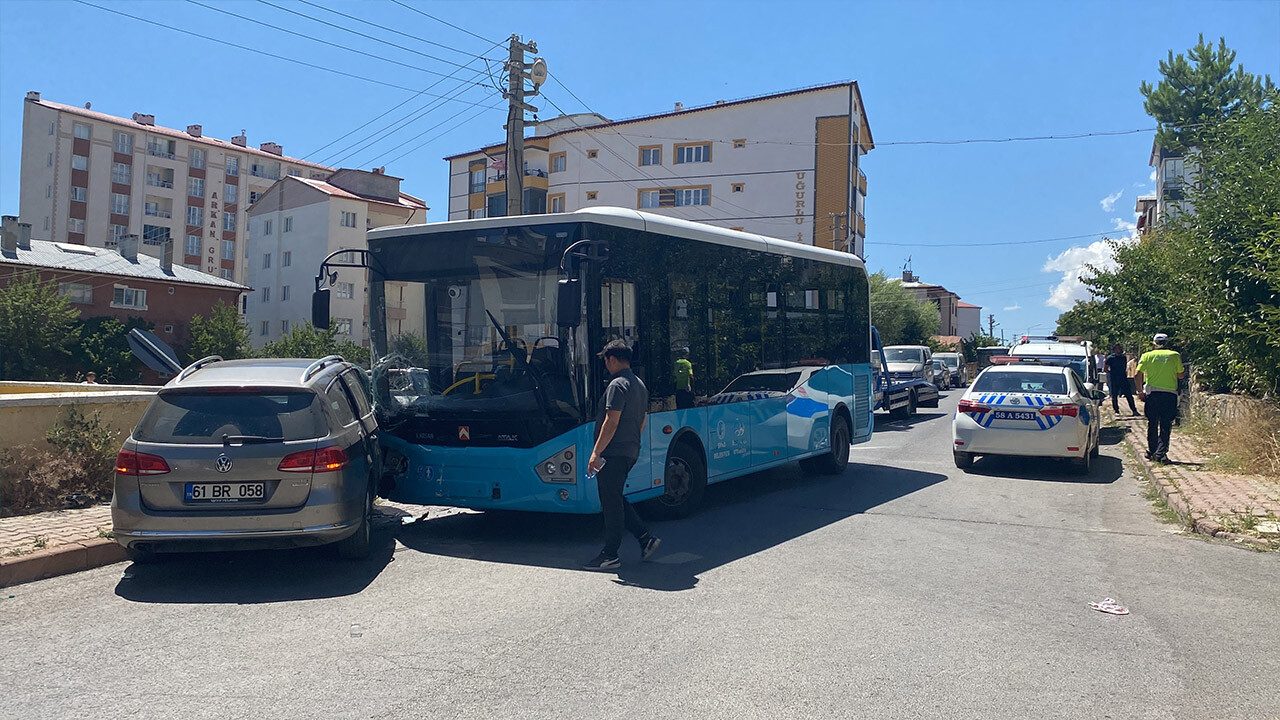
1109, 409, 1280, 550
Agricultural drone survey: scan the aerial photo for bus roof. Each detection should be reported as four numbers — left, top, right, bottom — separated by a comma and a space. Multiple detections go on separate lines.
367, 207, 866, 270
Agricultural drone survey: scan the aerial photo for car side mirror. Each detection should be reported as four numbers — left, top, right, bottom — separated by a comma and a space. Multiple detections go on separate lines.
556, 278, 580, 328
1093, 390, 1106, 401
312, 288, 331, 329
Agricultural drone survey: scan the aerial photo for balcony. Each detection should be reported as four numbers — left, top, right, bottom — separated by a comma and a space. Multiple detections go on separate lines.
146, 144, 175, 159
146, 176, 174, 189
144, 207, 172, 219
857, 169, 867, 195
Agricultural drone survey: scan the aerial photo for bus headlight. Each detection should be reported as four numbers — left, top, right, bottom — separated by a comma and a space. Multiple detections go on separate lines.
536, 446, 576, 484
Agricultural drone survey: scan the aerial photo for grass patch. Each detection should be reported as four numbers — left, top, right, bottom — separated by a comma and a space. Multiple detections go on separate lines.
31, 535, 47, 550
1185, 397, 1280, 480
96, 527, 114, 539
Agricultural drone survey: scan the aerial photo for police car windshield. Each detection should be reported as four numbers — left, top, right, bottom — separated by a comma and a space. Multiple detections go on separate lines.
972, 372, 1067, 395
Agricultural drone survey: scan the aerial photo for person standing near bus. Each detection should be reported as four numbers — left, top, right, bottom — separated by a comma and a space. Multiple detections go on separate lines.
674, 346, 695, 410
1135, 333, 1185, 463
1105, 344, 1137, 416
584, 339, 662, 571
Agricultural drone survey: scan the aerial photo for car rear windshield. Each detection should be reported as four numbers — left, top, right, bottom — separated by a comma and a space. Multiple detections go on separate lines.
972, 372, 1067, 395
134, 390, 327, 444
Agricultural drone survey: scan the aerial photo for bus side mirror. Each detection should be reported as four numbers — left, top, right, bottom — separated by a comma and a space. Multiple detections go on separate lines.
312, 288, 331, 329
557, 278, 581, 328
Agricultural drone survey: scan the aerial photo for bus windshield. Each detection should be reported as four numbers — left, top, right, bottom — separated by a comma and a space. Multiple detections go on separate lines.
368, 224, 583, 426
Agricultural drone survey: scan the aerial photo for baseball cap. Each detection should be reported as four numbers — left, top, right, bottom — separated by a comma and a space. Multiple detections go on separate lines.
1153, 333, 1169, 344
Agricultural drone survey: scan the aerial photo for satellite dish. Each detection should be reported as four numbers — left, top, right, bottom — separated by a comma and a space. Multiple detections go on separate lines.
529, 58, 548, 88
128, 328, 183, 375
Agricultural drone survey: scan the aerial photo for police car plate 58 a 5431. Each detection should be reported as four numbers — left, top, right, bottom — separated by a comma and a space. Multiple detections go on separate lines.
185, 482, 265, 503
992, 410, 1038, 421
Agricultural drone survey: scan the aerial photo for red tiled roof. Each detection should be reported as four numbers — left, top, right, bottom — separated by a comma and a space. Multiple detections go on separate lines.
957, 301, 982, 308
292, 176, 427, 210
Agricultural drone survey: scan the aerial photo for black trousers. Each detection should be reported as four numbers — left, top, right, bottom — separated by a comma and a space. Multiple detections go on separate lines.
1144, 391, 1177, 458
596, 456, 648, 556
1109, 376, 1137, 414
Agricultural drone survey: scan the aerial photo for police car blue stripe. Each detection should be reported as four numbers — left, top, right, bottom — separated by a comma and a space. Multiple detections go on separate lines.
1034, 415, 1047, 430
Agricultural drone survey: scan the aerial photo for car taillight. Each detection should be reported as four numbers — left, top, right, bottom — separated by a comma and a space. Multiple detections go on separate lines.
1040, 403, 1080, 417
115, 449, 171, 476
958, 399, 991, 413
278, 446, 349, 473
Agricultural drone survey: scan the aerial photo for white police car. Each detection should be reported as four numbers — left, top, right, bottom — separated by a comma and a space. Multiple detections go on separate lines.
952, 361, 1102, 474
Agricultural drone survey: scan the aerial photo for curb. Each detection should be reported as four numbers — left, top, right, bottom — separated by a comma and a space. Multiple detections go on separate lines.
1121, 426, 1275, 551
0, 537, 127, 588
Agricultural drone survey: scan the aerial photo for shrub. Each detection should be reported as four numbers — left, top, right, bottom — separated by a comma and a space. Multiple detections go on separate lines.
0, 406, 121, 517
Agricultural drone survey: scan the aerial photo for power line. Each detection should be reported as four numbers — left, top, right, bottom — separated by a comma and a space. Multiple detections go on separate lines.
866, 230, 1126, 248
291, 0, 494, 61
378, 102, 504, 167
73, 0, 437, 93
388, 0, 499, 46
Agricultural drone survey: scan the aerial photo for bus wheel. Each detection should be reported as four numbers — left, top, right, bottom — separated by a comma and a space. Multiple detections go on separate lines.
644, 443, 706, 519
801, 415, 850, 475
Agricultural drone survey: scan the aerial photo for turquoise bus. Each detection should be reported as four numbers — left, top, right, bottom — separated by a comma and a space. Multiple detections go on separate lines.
316, 208, 874, 517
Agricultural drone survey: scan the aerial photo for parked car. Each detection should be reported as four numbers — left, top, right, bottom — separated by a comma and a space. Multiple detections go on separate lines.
930, 358, 952, 389
112, 355, 380, 560
934, 352, 969, 386
952, 363, 1103, 474
881, 344, 941, 410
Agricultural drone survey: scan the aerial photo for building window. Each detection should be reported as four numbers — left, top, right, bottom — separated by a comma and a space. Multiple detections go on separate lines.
186, 206, 204, 227
675, 143, 712, 164
225, 184, 238, 204
733, 139, 746, 149
261, 321, 270, 336
639, 146, 661, 166
250, 161, 280, 180
587, 149, 599, 159
221, 268, 233, 280
112, 286, 147, 309
639, 190, 660, 209
226, 156, 239, 176
189, 148, 206, 169
148, 138, 175, 158
46, 184, 52, 198
550, 152, 566, 173
109, 224, 127, 245
72, 154, 88, 171
340, 211, 357, 227
112, 162, 131, 185
188, 177, 204, 198
281, 285, 291, 302
223, 213, 236, 232
549, 195, 564, 213
222, 240, 235, 260
44, 217, 49, 231
288, 169, 301, 177
144, 201, 169, 218
146, 168, 174, 189
115, 131, 133, 154
184, 264, 200, 271
334, 249, 357, 264
185, 234, 201, 256
111, 193, 130, 215
263, 252, 271, 269
335, 282, 355, 299
70, 186, 87, 202
248, 191, 262, 205
142, 224, 169, 244
333, 318, 353, 335
282, 250, 291, 266
262, 287, 271, 302
281, 319, 291, 334
74, 123, 91, 140
284, 216, 293, 233
586, 191, 598, 201
469, 166, 485, 193
68, 217, 85, 235
675, 187, 710, 206
58, 282, 93, 304
731, 183, 744, 193
469, 208, 486, 219
264, 219, 273, 236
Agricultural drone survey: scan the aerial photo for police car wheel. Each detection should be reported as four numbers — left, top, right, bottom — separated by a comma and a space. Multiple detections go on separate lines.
1071, 450, 1092, 475
953, 451, 974, 470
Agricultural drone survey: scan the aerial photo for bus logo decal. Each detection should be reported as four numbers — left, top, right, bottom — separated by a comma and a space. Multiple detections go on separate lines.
458, 426, 471, 441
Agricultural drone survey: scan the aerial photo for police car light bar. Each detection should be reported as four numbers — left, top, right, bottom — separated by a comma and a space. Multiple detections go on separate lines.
990, 355, 1077, 366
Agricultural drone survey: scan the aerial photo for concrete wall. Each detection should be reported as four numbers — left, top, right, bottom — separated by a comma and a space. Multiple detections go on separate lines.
0, 384, 157, 450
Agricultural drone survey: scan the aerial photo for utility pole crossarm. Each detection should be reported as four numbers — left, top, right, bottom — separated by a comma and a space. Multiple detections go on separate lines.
504, 35, 538, 218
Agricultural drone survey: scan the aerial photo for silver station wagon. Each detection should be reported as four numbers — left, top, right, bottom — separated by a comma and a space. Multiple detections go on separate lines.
112, 355, 380, 560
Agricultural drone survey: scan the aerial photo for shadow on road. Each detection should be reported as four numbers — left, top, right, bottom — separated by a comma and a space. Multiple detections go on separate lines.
395, 461, 946, 592
112, 524, 399, 604
960, 453, 1124, 485
1098, 425, 1129, 446
872, 409, 950, 432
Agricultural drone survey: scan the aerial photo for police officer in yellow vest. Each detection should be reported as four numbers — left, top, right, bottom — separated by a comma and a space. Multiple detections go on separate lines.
1134, 333, 1185, 463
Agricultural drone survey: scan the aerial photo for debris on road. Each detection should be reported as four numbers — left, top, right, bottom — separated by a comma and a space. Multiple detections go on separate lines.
1089, 598, 1130, 615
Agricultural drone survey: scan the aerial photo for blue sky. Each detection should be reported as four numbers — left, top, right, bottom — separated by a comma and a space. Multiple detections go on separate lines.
2, 0, 1277, 339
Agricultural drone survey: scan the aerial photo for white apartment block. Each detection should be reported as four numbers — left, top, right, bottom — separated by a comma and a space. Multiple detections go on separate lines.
445, 82, 873, 256
19, 91, 334, 291
1149, 139, 1196, 222
245, 168, 427, 348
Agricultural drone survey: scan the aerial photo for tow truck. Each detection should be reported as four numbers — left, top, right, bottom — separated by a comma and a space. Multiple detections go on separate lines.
872, 327, 941, 419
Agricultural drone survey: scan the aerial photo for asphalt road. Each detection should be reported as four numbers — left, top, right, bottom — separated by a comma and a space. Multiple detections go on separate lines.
3, 391, 1278, 719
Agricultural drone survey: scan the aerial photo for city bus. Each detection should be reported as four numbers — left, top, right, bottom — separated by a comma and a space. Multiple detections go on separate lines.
314, 208, 874, 517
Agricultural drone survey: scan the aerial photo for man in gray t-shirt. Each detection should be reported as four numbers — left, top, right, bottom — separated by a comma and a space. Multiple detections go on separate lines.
583, 339, 661, 571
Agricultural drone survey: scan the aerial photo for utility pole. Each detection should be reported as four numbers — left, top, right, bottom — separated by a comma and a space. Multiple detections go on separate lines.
988, 313, 998, 338
828, 212, 847, 251
504, 35, 543, 218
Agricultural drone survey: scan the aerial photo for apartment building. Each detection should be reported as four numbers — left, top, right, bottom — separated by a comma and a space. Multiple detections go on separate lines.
245, 168, 427, 348
894, 270, 962, 337
1149, 139, 1196, 222
956, 301, 982, 339
18, 91, 334, 291
444, 82, 873, 256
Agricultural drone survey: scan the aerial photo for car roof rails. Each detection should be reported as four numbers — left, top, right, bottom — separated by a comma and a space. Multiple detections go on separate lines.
302, 355, 345, 383
176, 355, 223, 382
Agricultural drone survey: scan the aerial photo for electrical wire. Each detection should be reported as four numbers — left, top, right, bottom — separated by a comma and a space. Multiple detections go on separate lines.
865, 230, 1127, 248
291, 0, 495, 61
388, 0, 500, 46
377, 103, 504, 167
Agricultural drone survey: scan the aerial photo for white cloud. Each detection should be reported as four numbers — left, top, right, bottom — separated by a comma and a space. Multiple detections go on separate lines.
1149, 169, 1158, 182
1042, 219, 1138, 310
1002, 304, 1021, 312
1100, 189, 1124, 212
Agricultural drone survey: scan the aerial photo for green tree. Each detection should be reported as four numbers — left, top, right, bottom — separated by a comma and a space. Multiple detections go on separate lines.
0, 271, 81, 381
961, 332, 1002, 363
70, 316, 152, 384
388, 332, 429, 366
260, 323, 371, 367
187, 300, 252, 361
868, 271, 941, 346
1140, 35, 1274, 154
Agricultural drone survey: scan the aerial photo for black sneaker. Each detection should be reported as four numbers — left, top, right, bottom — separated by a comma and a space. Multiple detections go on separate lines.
639, 535, 662, 561
582, 552, 620, 571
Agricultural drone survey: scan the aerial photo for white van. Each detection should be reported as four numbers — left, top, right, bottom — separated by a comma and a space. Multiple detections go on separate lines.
1008, 340, 1098, 386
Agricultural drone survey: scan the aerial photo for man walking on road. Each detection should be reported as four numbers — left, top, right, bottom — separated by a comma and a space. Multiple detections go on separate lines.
1105, 344, 1137, 416
583, 339, 661, 571
1135, 333, 1185, 463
